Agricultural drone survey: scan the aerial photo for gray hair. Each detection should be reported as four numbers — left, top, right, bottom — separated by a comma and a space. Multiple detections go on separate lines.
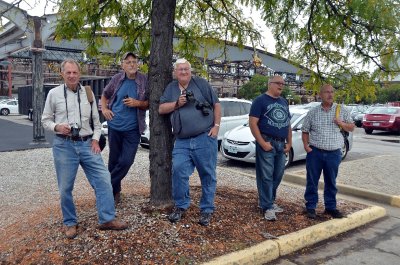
173, 58, 191, 70
268, 75, 283, 84
320, 84, 334, 93
61, 59, 81, 72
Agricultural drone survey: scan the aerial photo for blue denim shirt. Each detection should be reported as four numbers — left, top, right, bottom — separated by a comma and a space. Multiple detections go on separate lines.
102, 71, 148, 134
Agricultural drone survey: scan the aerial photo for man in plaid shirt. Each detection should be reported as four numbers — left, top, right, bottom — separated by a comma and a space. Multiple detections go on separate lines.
301, 84, 354, 219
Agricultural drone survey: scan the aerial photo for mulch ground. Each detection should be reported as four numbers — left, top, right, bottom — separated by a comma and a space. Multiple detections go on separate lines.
0, 186, 366, 264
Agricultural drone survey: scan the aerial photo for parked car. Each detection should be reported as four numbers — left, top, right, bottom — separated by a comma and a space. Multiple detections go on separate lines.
346, 104, 369, 121
353, 106, 374, 127
139, 98, 253, 149
0, 99, 19, 116
221, 108, 353, 167
362, 106, 400, 134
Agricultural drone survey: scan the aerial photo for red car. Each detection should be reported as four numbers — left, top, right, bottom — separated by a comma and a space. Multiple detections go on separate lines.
362, 107, 400, 134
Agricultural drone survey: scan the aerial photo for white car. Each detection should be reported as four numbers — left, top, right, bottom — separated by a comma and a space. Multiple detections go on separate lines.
0, 99, 19, 116
101, 121, 108, 135
139, 98, 253, 148
221, 108, 353, 167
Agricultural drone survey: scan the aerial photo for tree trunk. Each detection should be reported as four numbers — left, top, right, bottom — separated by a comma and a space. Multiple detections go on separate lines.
148, 0, 176, 206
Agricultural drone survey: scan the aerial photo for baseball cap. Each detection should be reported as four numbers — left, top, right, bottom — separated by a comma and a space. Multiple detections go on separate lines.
121, 52, 138, 60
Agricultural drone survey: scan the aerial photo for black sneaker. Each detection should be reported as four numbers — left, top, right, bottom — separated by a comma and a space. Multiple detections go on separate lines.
168, 208, 185, 223
324, 209, 345, 218
306, 208, 317, 219
198, 212, 212, 226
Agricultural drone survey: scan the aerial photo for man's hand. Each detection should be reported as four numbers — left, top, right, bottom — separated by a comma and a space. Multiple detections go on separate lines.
284, 143, 292, 153
91, 140, 101, 154
208, 125, 219, 138
102, 108, 114, 121
260, 141, 273, 152
55, 123, 71, 135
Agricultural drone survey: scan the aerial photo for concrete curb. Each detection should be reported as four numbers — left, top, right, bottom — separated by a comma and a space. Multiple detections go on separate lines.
203, 206, 386, 265
284, 172, 400, 207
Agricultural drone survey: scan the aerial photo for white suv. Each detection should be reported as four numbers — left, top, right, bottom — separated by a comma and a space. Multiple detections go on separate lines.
140, 98, 252, 149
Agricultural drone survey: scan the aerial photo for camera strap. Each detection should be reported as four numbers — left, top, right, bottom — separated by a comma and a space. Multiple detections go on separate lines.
191, 77, 213, 108
63, 84, 82, 128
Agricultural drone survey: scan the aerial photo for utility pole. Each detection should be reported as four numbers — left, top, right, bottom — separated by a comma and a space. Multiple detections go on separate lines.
31, 16, 46, 143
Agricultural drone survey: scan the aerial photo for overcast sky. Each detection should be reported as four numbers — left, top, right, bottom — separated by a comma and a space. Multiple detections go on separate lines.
2, 0, 276, 53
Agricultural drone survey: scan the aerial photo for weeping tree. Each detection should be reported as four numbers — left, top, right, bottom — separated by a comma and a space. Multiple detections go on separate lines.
50, 0, 400, 206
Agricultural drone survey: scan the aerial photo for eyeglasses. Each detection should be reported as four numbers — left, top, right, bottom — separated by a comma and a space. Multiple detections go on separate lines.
124, 60, 138, 65
176, 68, 191, 72
270, 82, 285, 86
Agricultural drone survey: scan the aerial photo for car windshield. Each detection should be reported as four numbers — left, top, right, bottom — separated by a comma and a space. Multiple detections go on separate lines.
370, 107, 399, 114
290, 113, 303, 124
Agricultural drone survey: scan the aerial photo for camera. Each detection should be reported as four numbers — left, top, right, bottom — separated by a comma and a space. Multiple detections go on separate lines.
70, 123, 81, 138
196, 101, 211, 116
185, 90, 195, 102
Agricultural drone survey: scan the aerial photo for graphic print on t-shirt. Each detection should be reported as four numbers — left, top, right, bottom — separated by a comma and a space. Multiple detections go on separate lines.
263, 102, 290, 129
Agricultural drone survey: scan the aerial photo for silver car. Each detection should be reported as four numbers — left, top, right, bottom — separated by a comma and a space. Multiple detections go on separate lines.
221, 108, 353, 167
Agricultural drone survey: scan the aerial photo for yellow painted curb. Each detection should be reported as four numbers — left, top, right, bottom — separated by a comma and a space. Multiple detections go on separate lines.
203, 239, 279, 265
391, 196, 400, 207
277, 206, 386, 256
202, 206, 386, 265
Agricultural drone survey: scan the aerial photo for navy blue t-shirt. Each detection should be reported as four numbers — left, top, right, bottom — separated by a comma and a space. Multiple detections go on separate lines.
249, 93, 291, 139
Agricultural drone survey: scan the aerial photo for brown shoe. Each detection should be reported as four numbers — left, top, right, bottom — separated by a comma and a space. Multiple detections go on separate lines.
65, 225, 78, 239
97, 219, 128, 230
114, 192, 121, 205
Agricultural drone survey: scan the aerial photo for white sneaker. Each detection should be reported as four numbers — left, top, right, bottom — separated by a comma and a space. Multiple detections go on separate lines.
264, 209, 277, 221
272, 203, 283, 213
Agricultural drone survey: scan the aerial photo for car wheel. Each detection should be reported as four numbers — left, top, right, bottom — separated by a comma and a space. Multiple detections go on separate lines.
1, 108, 10, 116
364, 128, 373, 134
341, 140, 349, 160
285, 149, 293, 168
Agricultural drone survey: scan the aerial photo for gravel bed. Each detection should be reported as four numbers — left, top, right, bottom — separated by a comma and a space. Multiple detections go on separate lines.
0, 145, 312, 229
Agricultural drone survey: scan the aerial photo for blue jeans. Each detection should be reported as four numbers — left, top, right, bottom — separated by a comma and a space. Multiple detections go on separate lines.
108, 127, 140, 195
304, 147, 342, 210
172, 132, 218, 213
52, 136, 115, 226
255, 138, 286, 211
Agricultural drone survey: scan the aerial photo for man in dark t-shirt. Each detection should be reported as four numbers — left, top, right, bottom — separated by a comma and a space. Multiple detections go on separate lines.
249, 75, 292, 221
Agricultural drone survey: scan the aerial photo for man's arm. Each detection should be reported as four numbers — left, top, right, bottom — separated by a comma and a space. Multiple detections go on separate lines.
123, 98, 149, 110
249, 116, 272, 152
284, 126, 292, 153
101, 95, 113, 121
302, 132, 312, 153
159, 94, 187, 114
208, 102, 221, 137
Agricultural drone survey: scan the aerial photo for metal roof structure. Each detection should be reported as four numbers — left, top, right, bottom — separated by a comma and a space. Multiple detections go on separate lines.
1, 0, 311, 96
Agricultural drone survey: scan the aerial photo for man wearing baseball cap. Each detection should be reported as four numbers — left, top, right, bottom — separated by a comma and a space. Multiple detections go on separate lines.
101, 52, 149, 205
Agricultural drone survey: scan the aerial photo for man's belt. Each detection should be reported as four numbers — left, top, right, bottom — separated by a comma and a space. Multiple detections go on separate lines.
261, 133, 286, 142
56, 134, 92, 141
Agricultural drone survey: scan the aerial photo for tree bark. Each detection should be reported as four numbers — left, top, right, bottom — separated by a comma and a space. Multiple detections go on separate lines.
148, 0, 176, 206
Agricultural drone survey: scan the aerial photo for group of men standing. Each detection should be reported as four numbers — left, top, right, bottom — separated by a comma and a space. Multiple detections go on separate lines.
42, 53, 354, 239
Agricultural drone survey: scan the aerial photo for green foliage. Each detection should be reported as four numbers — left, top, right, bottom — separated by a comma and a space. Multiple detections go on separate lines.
54, 0, 262, 64
259, 0, 400, 93
376, 84, 400, 103
237, 74, 268, 100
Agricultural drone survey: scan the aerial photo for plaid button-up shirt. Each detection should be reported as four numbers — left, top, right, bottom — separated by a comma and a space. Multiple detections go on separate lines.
301, 103, 352, 150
